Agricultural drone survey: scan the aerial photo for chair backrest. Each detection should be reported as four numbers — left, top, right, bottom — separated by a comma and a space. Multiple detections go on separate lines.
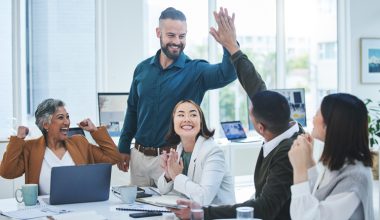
67, 127, 85, 137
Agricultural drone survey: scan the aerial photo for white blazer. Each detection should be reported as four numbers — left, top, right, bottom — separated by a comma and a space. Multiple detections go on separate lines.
157, 136, 235, 206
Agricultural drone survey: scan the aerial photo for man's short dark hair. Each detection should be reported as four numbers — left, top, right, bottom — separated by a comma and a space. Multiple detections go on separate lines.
251, 90, 290, 135
159, 7, 186, 22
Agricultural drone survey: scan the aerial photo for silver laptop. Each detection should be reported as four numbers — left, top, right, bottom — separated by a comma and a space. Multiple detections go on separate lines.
48, 163, 112, 205
221, 121, 262, 143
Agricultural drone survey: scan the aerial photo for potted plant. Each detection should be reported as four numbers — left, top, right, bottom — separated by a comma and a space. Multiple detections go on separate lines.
365, 98, 380, 180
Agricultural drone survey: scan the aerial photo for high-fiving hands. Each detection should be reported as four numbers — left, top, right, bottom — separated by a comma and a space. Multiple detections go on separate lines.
210, 7, 239, 55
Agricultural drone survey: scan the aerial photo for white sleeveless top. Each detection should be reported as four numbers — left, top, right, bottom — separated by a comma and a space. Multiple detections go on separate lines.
39, 147, 75, 195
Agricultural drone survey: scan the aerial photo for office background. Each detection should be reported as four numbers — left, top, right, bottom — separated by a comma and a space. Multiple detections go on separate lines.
0, 0, 379, 216
1, 0, 379, 138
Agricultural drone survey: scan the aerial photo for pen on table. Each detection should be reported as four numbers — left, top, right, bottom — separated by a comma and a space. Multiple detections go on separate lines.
116, 208, 170, 213
149, 187, 161, 196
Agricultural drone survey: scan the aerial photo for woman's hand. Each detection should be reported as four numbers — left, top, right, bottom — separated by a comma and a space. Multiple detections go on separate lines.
288, 133, 315, 184
167, 149, 183, 180
78, 118, 97, 132
16, 126, 29, 139
160, 150, 171, 181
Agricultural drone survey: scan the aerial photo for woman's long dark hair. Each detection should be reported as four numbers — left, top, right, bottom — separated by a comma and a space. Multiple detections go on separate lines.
319, 93, 373, 170
165, 100, 214, 145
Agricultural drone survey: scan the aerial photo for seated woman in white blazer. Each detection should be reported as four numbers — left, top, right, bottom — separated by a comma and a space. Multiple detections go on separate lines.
157, 100, 235, 206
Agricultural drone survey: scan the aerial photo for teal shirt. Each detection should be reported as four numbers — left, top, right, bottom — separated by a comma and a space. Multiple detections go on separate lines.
181, 151, 192, 175
118, 48, 237, 153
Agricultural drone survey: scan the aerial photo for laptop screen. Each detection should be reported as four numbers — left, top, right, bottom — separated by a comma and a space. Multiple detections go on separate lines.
221, 121, 247, 140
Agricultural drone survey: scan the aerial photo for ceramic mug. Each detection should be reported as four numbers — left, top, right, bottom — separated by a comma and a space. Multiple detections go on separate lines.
15, 184, 38, 206
113, 185, 137, 204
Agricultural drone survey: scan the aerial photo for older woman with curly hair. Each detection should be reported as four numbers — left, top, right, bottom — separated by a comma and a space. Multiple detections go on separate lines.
0, 98, 121, 195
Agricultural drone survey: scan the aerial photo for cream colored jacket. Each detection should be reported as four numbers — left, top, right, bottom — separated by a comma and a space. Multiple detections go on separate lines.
157, 136, 235, 206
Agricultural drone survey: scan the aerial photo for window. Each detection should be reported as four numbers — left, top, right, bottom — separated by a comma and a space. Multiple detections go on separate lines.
146, 0, 208, 60
0, 0, 14, 139
26, 0, 97, 134
319, 42, 337, 60
145, 0, 338, 133
285, 0, 337, 122
217, 0, 277, 129
146, 0, 210, 120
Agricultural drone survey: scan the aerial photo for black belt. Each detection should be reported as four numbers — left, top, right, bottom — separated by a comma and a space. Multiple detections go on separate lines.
134, 143, 177, 157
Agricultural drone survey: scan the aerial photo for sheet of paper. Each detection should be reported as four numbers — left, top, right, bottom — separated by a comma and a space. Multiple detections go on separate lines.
0, 205, 70, 219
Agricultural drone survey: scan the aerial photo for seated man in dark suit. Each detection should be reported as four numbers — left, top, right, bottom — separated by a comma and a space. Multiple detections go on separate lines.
172, 90, 304, 220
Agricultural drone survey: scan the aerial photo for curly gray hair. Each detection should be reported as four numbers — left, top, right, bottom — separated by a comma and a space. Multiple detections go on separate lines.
35, 98, 65, 134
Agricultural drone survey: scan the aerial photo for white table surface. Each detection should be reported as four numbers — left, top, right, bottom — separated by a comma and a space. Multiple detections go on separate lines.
0, 194, 263, 220
0, 193, 170, 220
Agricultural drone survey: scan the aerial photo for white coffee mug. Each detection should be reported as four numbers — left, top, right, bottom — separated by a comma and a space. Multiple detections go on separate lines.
113, 186, 137, 204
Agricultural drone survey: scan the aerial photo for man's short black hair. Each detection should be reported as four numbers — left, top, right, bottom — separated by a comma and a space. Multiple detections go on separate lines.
159, 7, 186, 21
251, 90, 291, 135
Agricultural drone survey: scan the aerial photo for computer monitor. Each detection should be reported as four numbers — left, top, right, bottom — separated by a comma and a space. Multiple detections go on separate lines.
98, 92, 129, 137
247, 88, 307, 129
273, 88, 307, 127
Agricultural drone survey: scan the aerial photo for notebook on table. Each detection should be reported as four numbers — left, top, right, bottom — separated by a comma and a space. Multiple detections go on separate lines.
47, 163, 112, 205
136, 194, 186, 209
221, 121, 262, 143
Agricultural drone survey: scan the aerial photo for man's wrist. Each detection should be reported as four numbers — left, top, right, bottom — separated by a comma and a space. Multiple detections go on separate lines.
225, 42, 240, 55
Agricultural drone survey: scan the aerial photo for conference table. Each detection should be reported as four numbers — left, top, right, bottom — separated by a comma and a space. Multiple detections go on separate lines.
0, 193, 262, 220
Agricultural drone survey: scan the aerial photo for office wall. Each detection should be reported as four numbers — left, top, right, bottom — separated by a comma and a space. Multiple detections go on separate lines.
105, 0, 147, 92
350, 0, 380, 102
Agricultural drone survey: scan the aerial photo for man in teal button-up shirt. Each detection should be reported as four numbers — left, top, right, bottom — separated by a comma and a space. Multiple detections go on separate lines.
117, 7, 238, 186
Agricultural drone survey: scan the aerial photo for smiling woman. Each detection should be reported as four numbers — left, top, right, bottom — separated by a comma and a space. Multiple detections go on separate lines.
0, 98, 122, 195
157, 100, 235, 206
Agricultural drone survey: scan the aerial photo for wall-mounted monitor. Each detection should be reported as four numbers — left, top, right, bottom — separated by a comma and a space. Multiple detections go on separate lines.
272, 88, 307, 127
98, 92, 129, 137
247, 88, 307, 130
